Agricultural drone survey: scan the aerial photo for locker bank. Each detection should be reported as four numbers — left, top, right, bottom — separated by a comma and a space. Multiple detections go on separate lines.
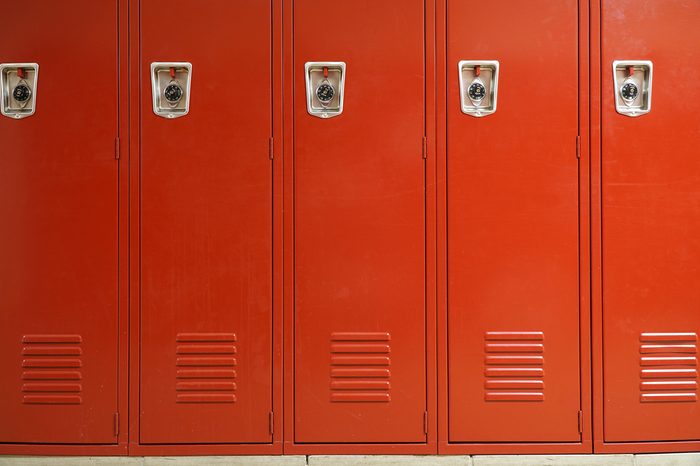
0, 0, 698, 457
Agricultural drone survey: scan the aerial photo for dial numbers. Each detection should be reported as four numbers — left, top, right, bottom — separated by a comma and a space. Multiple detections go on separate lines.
468, 81, 486, 102
164, 82, 183, 103
12, 84, 31, 102
316, 82, 335, 104
621, 82, 639, 102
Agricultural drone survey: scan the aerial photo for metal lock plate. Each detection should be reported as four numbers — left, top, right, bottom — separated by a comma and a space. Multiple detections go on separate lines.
613, 60, 653, 117
150, 62, 192, 119
305, 62, 346, 119
459, 60, 499, 117
0, 63, 39, 119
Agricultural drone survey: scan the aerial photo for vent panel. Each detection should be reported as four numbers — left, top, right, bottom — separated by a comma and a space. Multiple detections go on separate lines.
176, 357, 237, 366
485, 331, 544, 340
484, 331, 544, 402
330, 332, 391, 403
21, 335, 83, 405
22, 335, 82, 344
23, 395, 83, 404
176, 333, 237, 342
641, 369, 697, 379
485, 380, 544, 390
330, 368, 391, 378
639, 332, 698, 403
176, 344, 237, 354
331, 332, 390, 341
176, 394, 237, 403
176, 369, 237, 379
22, 383, 82, 392
175, 333, 237, 404
22, 370, 81, 380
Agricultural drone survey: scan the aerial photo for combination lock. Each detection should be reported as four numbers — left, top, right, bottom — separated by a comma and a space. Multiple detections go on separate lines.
12, 83, 31, 103
150, 62, 192, 118
620, 81, 638, 103
612, 60, 652, 116
304, 61, 345, 118
316, 81, 335, 105
468, 81, 486, 103
1, 63, 39, 119
164, 82, 183, 104
458, 60, 499, 117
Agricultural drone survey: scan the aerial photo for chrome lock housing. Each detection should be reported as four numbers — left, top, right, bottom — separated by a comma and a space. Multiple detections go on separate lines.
0, 63, 39, 119
305, 62, 346, 119
613, 60, 652, 117
151, 62, 192, 119
459, 60, 499, 117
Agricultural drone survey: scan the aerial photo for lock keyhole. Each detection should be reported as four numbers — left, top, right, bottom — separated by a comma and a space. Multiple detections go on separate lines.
316, 82, 335, 105
12, 83, 31, 103
164, 82, 183, 104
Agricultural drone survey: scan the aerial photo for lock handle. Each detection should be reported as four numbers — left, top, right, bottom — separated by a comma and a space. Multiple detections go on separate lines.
612, 60, 653, 117
150, 62, 193, 119
0, 62, 39, 119
458, 60, 499, 117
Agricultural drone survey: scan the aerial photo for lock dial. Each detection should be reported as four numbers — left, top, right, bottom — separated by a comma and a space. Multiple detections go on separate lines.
316, 81, 335, 104
12, 83, 31, 103
468, 81, 486, 103
164, 82, 183, 104
620, 81, 639, 103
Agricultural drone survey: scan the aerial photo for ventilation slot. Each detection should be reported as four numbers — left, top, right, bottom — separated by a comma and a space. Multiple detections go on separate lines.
484, 331, 545, 402
640, 332, 697, 403
330, 332, 391, 403
21, 334, 83, 404
175, 333, 237, 403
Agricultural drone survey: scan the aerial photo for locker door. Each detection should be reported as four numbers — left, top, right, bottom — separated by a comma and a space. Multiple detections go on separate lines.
447, 1, 581, 442
602, 0, 700, 442
0, 1, 119, 443
293, 0, 427, 443
139, 0, 273, 443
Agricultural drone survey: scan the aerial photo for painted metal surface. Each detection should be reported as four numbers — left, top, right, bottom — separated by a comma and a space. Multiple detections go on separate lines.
291, 0, 428, 444
6, 0, 700, 456
601, 0, 700, 444
0, 0, 120, 444
137, 0, 274, 444
446, 0, 582, 443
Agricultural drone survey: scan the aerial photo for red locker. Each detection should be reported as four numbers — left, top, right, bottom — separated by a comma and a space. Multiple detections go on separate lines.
601, 0, 700, 443
138, 0, 274, 444
0, 1, 120, 444
446, 0, 582, 442
292, 0, 428, 443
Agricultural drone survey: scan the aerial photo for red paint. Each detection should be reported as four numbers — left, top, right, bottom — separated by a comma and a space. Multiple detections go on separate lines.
3, 0, 700, 456
137, 0, 275, 445
291, 0, 428, 444
446, 0, 582, 444
126, 0, 284, 454
437, 0, 593, 455
0, 0, 121, 445
600, 0, 700, 445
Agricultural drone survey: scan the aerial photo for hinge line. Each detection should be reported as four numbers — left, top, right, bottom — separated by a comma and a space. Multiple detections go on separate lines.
578, 410, 583, 435
576, 135, 581, 159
